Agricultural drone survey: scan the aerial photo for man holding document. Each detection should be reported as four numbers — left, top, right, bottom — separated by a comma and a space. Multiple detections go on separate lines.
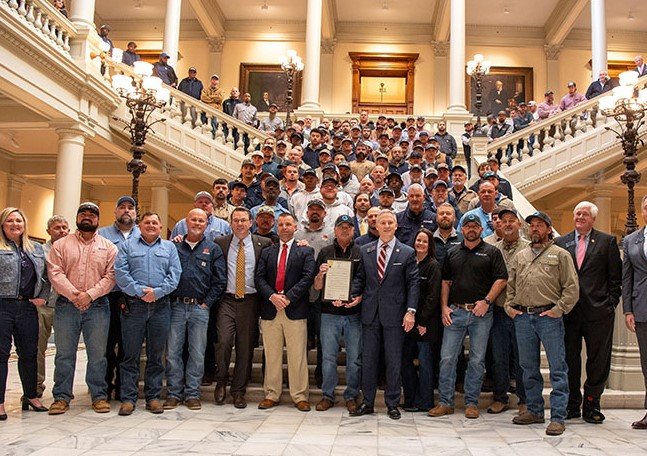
313, 215, 362, 414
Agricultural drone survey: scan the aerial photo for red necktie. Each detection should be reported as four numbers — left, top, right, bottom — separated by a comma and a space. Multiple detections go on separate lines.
275, 243, 288, 292
576, 234, 586, 269
377, 243, 388, 283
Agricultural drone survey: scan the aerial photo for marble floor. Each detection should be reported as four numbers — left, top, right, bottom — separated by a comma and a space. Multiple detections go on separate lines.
2, 350, 647, 456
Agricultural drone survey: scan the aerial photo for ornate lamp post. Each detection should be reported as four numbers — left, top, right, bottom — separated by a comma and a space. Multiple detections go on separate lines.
111, 61, 170, 211
599, 71, 647, 236
279, 50, 304, 128
466, 54, 491, 136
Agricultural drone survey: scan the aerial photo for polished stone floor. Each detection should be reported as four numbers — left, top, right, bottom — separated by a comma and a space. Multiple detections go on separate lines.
2, 350, 647, 455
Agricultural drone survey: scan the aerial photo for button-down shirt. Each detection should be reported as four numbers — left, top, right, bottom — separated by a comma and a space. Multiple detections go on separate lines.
98, 223, 141, 292
42, 240, 58, 307
232, 102, 258, 125
277, 238, 296, 268
377, 237, 397, 268
575, 230, 592, 258
213, 203, 236, 222
47, 231, 117, 302
226, 234, 256, 294
559, 92, 586, 111
171, 215, 232, 241
259, 116, 284, 133
114, 235, 181, 300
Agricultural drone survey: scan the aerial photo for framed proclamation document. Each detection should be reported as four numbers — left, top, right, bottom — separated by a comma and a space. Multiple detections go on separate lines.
323, 259, 353, 302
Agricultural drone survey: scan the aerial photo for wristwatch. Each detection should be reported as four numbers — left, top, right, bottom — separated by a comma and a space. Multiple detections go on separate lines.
484, 297, 492, 306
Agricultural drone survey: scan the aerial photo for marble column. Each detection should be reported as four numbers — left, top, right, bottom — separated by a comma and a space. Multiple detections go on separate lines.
207, 37, 225, 79
69, 0, 96, 28
53, 128, 86, 226
591, 0, 607, 80
300, 0, 323, 112
163, 0, 182, 66
319, 39, 336, 113
150, 164, 170, 233
433, 41, 450, 115
544, 45, 562, 94
447, 0, 466, 113
6, 174, 26, 209
592, 186, 613, 233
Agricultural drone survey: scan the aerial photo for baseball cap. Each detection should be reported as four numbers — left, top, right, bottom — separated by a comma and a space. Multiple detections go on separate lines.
194, 191, 213, 202
250, 150, 264, 158
318, 148, 332, 156
379, 187, 395, 196
307, 198, 326, 209
321, 176, 339, 186
498, 208, 519, 220
462, 213, 482, 227
335, 214, 354, 227
241, 158, 255, 168
483, 171, 499, 180
544, 90, 554, 96
302, 168, 318, 177
77, 202, 100, 216
386, 172, 403, 182
338, 161, 351, 169
211, 74, 219, 80
424, 168, 439, 177
264, 176, 280, 187
256, 206, 275, 217
160, 52, 170, 58
188, 66, 197, 72
451, 165, 467, 174
116, 196, 136, 207
230, 181, 247, 191
432, 180, 448, 189
525, 211, 552, 226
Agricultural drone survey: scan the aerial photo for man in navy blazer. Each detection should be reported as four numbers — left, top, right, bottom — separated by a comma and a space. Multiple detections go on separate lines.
348, 209, 419, 420
622, 195, 647, 429
554, 201, 621, 424
255, 213, 316, 412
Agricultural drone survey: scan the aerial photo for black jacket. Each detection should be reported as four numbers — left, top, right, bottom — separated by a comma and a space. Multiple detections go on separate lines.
411, 255, 442, 343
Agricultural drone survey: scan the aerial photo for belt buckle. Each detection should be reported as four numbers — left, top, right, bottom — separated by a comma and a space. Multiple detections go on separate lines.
526, 306, 540, 315
182, 297, 193, 304
465, 303, 476, 311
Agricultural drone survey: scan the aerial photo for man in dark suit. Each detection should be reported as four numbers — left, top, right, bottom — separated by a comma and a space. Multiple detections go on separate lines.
349, 209, 419, 420
622, 195, 647, 429
213, 207, 272, 409
255, 213, 316, 412
555, 201, 621, 424
635, 56, 647, 77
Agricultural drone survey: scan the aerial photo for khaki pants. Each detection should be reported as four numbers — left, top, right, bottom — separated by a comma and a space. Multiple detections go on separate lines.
37, 305, 55, 394
261, 311, 308, 403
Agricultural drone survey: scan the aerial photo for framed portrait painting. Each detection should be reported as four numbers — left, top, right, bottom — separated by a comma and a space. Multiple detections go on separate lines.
465, 66, 534, 116
239, 63, 303, 112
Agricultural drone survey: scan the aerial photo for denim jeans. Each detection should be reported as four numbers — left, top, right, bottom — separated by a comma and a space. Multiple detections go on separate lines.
491, 306, 526, 404
438, 306, 493, 407
402, 336, 435, 409
0, 298, 39, 402
320, 313, 362, 401
166, 302, 210, 400
52, 296, 110, 402
514, 313, 569, 423
119, 297, 171, 404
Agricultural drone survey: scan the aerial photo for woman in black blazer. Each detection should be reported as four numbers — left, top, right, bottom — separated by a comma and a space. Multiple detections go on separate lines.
401, 228, 442, 412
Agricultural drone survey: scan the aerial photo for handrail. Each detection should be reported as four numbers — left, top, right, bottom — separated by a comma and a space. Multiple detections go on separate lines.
105, 60, 270, 154
487, 73, 647, 166
2, 0, 77, 55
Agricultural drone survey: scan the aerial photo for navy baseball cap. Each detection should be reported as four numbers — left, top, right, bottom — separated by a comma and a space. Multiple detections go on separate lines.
116, 196, 136, 207
335, 214, 354, 227
462, 213, 482, 227
525, 211, 552, 226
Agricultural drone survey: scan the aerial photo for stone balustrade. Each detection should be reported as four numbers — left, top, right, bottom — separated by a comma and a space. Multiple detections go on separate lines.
2, 0, 75, 56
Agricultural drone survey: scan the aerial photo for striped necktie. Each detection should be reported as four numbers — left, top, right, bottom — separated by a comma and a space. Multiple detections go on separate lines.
377, 243, 388, 282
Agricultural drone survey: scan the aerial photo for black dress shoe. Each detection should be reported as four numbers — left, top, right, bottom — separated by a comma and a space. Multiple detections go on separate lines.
583, 397, 605, 424
0, 413, 6, 421
21, 397, 48, 412
566, 408, 581, 420
402, 405, 420, 412
632, 412, 647, 429
214, 382, 226, 405
387, 407, 401, 420
351, 402, 374, 416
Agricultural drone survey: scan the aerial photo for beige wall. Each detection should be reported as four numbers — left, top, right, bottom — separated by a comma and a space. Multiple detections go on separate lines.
20, 183, 54, 242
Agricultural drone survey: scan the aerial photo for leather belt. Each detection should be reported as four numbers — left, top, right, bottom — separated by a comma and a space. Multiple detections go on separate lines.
225, 292, 257, 301
174, 297, 199, 305
512, 304, 555, 315
453, 303, 476, 310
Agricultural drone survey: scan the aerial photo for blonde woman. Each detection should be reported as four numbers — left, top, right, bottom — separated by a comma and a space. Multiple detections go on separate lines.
0, 208, 49, 420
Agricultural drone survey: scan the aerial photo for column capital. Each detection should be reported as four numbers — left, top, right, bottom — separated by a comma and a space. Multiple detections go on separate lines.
432, 40, 450, 57
544, 44, 563, 61
321, 38, 337, 55
207, 36, 225, 53
50, 122, 94, 139
6, 174, 27, 188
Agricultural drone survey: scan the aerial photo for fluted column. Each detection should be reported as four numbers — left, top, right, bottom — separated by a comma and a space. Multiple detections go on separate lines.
53, 128, 86, 225
591, 0, 607, 80
300, 0, 323, 111
163, 0, 182, 66
447, 0, 466, 112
